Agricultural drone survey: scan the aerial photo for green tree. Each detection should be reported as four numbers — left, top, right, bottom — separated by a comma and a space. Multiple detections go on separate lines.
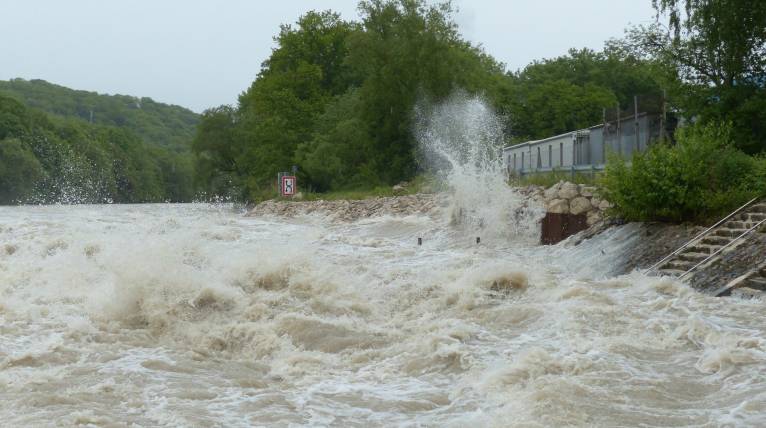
632, 0, 766, 152
0, 138, 44, 203
506, 48, 665, 140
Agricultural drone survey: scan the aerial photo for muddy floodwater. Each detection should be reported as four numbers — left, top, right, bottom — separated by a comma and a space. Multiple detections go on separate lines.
1, 202, 765, 427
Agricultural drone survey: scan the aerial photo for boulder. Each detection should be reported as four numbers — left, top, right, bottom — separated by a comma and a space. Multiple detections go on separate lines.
590, 196, 602, 209
569, 196, 592, 215
543, 182, 562, 201
557, 182, 579, 200
580, 185, 596, 198
598, 199, 613, 211
587, 210, 603, 226
546, 198, 569, 214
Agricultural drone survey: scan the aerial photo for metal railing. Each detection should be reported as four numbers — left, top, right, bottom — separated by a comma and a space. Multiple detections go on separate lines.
679, 216, 766, 279
646, 197, 759, 272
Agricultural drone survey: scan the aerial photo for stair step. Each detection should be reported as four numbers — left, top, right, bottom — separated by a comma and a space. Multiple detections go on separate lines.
746, 213, 766, 222
746, 276, 766, 291
700, 235, 729, 246
658, 268, 686, 277
664, 260, 697, 271
714, 228, 748, 238
689, 244, 722, 254
731, 287, 764, 299
676, 252, 709, 263
747, 203, 766, 214
726, 220, 759, 229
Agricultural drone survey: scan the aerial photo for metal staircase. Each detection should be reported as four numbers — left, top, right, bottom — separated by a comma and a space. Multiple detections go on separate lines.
647, 198, 766, 282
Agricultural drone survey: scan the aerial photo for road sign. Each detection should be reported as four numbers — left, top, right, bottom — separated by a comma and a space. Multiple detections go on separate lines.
281, 175, 296, 197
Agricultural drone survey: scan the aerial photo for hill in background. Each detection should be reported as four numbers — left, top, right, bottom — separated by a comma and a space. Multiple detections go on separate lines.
0, 78, 199, 151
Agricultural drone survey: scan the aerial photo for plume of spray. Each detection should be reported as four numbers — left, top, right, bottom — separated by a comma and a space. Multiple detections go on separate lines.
415, 91, 543, 241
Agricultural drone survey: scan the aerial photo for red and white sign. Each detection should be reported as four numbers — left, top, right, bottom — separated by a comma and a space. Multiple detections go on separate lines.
281, 175, 296, 196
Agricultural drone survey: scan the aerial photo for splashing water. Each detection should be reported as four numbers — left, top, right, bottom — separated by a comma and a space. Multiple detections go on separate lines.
2, 204, 765, 426
416, 92, 543, 241
2, 93, 765, 426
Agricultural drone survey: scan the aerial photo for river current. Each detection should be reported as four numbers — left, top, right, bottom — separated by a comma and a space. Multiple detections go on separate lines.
1, 202, 765, 427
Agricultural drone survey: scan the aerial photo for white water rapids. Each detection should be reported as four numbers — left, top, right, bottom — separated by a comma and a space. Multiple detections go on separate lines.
2, 95, 766, 426
1, 202, 765, 427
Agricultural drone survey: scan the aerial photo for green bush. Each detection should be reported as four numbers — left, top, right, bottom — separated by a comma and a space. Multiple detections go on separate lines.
601, 123, 766, 223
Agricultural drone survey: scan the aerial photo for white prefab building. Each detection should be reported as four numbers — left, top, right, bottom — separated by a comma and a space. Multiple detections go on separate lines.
503, 112, 663, 175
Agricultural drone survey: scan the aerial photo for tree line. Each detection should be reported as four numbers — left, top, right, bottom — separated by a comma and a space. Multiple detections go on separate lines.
2, 0, 762, 208
0, 94, 195, 204
199, 0, 764, 201
0, 79, 199, 152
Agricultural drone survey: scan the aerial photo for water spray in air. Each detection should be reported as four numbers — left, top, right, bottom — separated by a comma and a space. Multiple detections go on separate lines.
415, 91, 543, 241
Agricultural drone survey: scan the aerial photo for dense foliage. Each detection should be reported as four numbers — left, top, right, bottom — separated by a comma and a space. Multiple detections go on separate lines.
0, 94, 195, 204
193, 0, 664, 200
3, 0, 763, 217
0, 78, 199, 152
601, 123, 766, 222
598, 0, 766, 223
624, 0, 766, 153
505, 47, 665, 141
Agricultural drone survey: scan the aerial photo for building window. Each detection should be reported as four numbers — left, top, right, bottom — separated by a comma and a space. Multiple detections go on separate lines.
513, 153, 517, 170
521, 152, 525, 170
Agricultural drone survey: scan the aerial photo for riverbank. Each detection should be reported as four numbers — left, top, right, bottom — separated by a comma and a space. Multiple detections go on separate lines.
248, 182, 766, 295
248, 193, 449, 221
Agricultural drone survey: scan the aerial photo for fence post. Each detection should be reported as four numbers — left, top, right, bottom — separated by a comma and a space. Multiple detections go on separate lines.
634, 95, 639, 154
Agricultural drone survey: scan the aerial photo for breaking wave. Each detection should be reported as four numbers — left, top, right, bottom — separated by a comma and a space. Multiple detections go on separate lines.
1, 203, 765, 426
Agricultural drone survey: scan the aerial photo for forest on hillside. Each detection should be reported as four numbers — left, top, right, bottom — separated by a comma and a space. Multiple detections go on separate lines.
0, 79, 199, 151
0, 92, 196, 204
192, 0, 766, 203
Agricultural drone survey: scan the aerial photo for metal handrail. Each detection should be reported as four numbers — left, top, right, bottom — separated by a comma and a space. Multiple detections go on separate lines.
679, 217, 766, 279
646, 197, 759, 272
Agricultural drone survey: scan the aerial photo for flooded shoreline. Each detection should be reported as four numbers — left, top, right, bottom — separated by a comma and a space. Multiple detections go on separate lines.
1, 203, 764, 426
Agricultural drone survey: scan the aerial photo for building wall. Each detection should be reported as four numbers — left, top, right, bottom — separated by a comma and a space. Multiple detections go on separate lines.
504, 113, 663, 175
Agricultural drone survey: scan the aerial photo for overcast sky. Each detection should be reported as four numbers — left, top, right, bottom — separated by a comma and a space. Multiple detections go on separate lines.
0, 1, 657, 113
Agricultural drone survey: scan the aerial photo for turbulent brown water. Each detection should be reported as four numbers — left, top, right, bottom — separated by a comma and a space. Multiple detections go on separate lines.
1, 202, 766, 427
3, 95, 766, 426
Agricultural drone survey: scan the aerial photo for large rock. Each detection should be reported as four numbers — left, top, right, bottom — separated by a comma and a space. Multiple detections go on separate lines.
543, 182, 562, 201
557, 182, 579, 200
546, 198, 569, 214
587, 210, 603, 226
569, 196, 592, 215
598, 199, 613, 211
579, 185, 596, 197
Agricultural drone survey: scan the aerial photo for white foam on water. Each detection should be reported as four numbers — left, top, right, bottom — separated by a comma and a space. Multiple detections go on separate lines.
1, 203, 765, 426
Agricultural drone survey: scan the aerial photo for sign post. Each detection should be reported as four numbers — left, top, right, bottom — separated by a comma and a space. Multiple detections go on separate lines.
280, 175, 296, 197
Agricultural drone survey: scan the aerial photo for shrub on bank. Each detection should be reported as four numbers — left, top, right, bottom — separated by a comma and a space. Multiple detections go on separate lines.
601, 123, 766, 223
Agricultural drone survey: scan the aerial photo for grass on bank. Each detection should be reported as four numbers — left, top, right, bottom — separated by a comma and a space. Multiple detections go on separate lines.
271, 174, 444, 202
508, 170, 600, 188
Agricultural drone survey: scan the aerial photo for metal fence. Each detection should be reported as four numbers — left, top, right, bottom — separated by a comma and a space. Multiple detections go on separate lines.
504, 93, 672, 176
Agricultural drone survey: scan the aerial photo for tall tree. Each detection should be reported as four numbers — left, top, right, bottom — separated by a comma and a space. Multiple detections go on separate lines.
641, 0, 766, 152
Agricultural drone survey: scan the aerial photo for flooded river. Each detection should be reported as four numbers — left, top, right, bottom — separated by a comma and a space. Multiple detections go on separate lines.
1, 202, 765, 427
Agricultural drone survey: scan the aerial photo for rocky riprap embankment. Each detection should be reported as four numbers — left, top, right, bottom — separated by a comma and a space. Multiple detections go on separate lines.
247, 193, 450, 221
518, 181, 612, 227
